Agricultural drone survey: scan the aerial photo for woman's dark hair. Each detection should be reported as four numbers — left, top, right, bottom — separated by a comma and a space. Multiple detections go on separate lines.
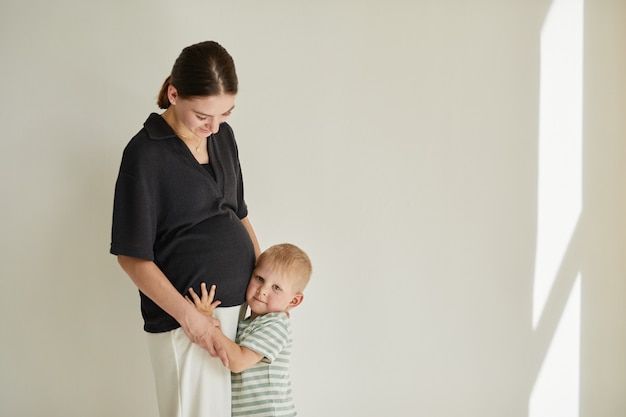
157, 41, 238, 109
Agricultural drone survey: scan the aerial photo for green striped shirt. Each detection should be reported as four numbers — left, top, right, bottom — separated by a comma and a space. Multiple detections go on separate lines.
232, 312, 296, 417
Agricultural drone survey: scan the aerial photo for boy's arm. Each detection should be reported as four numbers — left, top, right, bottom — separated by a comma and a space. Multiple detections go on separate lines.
188, 283, 264, 372
214, 328, 264, 373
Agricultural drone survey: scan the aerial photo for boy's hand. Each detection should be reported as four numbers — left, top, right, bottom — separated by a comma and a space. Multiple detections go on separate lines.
187, 283, 222, 317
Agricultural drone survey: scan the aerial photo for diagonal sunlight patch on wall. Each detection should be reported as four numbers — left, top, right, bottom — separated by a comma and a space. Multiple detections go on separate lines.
530, 0, 583, 416
533, 0, 583, 330
530, 275, 581, 417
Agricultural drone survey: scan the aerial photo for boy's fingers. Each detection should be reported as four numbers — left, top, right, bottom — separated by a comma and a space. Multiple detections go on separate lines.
207, 284, 217, 303
200, 282, 209, 300
188, 287, 201, 303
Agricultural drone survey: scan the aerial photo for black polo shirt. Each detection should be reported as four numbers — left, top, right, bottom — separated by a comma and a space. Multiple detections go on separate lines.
111, 113, 255, 333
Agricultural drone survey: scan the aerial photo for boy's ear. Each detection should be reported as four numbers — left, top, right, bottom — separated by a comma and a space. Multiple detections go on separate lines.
286, 293, 304, 310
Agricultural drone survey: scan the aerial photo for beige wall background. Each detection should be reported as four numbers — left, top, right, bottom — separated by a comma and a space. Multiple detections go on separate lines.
1, 1, 624, 416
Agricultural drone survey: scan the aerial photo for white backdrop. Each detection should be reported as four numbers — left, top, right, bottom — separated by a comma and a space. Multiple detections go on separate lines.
1, 1, 624, 416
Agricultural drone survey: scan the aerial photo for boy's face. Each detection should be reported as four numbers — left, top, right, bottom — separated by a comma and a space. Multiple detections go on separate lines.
246, 262, 303, 318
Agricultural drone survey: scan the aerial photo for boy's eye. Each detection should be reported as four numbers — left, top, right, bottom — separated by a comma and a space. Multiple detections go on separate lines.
197, 116, 207, 121
256, 276, 264, 282
272, 285, 282, 292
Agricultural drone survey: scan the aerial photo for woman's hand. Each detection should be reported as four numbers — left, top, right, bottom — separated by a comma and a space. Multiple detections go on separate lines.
180, 308, 229, 367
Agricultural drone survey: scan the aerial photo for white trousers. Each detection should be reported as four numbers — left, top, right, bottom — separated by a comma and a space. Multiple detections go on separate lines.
146, 305, 242, 417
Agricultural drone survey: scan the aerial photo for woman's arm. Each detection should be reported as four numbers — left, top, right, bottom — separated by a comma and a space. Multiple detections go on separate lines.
117, 255, 229, 366
241, 216, 261, 259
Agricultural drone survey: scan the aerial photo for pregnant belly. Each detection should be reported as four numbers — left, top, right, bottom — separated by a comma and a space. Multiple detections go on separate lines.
156, 213, 256, 307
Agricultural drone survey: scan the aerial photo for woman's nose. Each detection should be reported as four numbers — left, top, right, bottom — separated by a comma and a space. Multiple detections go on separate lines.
206, 118, 220, 134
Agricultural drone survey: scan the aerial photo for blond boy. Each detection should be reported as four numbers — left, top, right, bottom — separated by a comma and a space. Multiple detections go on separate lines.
188, 243, 312, 417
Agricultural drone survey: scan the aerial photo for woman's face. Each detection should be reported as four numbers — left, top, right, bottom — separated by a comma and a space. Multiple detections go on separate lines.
168, 86, 236, 137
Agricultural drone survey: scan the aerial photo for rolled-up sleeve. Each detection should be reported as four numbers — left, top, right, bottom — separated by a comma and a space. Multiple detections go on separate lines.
110, 166, 157, 260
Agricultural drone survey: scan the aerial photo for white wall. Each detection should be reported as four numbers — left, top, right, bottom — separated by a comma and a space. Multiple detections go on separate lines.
1, 1, 624, 416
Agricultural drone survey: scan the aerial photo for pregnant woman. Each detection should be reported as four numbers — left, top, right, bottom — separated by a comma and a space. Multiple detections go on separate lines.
111, 40, 260, 417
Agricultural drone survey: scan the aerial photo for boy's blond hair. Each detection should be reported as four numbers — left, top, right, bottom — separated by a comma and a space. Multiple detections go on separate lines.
256, 243, 312, 292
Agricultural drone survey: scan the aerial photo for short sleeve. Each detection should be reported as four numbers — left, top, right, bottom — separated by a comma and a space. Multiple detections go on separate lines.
235, 164, 248, 220
238, 314, 291, 363
110, 169, 157, 260
227, 125, 248, 220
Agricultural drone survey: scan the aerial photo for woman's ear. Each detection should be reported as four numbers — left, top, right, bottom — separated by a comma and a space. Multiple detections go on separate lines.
167, 84, 179, 104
